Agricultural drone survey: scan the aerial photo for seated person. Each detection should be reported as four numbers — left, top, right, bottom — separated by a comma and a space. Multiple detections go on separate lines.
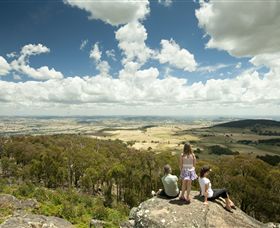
199, 166, 236, 212
153, 164, 180, 199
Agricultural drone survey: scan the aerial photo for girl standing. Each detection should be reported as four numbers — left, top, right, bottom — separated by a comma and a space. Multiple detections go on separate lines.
179, 143, 197, 203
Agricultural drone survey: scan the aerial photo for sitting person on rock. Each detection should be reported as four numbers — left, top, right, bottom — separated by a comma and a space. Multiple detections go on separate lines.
152, 164, 180, 199
199, 166, 236, 212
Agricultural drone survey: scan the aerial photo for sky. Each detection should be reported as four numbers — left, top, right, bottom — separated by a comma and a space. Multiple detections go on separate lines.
0, 0, 279, 116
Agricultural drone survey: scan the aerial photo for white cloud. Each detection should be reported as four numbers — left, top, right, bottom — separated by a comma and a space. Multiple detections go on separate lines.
156, 39, 197, 72
6, 52, 17, 59
195, 0, 280, 114
115, 21, 153, 70
235, 62, 242, 69
158, 0, 173, 7
196, 1, 280, 57
13, 74, 21, 81
10, 44, 63, 80
90, 43, 102, 62
80, 39, 88, 50
0, 56, 11, 76
197, 63, 231, 73
64, 0, 150, 26
90, 42, 110, 77
250, 52, 280, 80
105, 49, 116, 61
1, 65, 280, 116
20, 43, 49, 57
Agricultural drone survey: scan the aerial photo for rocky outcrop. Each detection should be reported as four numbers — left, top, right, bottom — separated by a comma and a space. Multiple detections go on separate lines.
122, 191, 273, 228
0, 194, 39, 210
0, 194, 73, 228
0, 213, 73, 228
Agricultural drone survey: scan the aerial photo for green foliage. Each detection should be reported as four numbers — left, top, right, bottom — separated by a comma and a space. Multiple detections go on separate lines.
256, 154, 280, 166
0, 135, 279, 225
199, 155, 280, 223
208, 145, 239, 155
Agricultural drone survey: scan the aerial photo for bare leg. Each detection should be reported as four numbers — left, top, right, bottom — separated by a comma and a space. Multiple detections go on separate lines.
156, 189, 162, 195
225, 198, 232, 210
180, 180, 187, 199
186, 180, 192, 201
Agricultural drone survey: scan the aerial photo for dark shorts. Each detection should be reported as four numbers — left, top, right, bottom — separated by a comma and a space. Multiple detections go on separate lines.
158, 190, 179, 199
208, 188, 228, 200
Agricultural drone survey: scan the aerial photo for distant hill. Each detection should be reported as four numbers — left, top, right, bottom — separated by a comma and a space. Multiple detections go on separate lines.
213, 119, 280, 128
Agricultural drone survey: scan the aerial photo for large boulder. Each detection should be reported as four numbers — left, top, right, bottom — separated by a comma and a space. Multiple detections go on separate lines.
122, 191, 268, 228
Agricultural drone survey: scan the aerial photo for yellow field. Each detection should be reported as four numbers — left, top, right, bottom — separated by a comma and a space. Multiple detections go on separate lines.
95, 125, 200, 151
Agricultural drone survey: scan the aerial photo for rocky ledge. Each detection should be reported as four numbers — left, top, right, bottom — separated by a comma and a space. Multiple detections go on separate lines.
122, 191, 278, 228
0, 194, 73, 228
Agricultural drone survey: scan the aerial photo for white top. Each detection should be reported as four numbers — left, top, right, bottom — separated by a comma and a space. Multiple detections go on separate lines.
182, 154, 195, 171
161, 174, 179, 197
199, 177, 213, 198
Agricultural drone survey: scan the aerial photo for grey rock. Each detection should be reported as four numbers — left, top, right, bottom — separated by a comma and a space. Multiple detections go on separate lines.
129, 207, 138, 220
89, 219, 111, 228
0, 214, 73, 228
0, 194, 39, 210
263, 223, 280, 228
127, 191, 265, 228
120, 220, 135, 228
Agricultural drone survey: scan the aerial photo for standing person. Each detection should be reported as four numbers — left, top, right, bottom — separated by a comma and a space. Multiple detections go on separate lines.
199, 166, 236, 212
152, 164, 180, 199
179, 143, 197, 203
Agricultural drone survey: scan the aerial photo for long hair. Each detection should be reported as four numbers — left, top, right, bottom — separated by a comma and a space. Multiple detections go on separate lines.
183, 143, 193, 156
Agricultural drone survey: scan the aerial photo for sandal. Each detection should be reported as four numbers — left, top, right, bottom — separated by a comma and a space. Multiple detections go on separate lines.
231, 205, 237, 210
224, 206, 233, 213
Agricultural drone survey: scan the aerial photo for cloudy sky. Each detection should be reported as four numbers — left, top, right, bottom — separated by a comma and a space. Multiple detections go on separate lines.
0, 0, 280, 116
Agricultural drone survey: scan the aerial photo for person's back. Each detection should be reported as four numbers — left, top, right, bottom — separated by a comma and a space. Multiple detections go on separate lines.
182, 154, 195, 170
161, 174, 179, 197
199, 176, 213, 197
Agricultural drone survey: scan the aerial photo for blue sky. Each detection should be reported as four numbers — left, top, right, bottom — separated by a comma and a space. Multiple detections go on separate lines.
0, 0, 279, 116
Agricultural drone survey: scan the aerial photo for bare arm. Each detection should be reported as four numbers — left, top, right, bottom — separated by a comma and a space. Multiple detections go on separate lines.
193, 153, 196, 167
204, 183, 209, 204
179, 154, 183, 170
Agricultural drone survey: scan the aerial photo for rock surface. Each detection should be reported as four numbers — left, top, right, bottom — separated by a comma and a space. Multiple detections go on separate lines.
0, 213, 74, 228
0, 194, 39, 210
0, 194, 73, 228
122, 191, 267, 228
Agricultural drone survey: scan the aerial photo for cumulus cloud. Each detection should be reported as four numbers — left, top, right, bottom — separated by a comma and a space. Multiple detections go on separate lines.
156, 39, 197, 72
250, 52, 280, 80
90, 43, 110, 77
196, 1, 280, 57
1, 65, 280, 114
64, 0, 150, 26
0, 56, 11, 76
10, 44, 63, 80
115, 21, 153, 70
